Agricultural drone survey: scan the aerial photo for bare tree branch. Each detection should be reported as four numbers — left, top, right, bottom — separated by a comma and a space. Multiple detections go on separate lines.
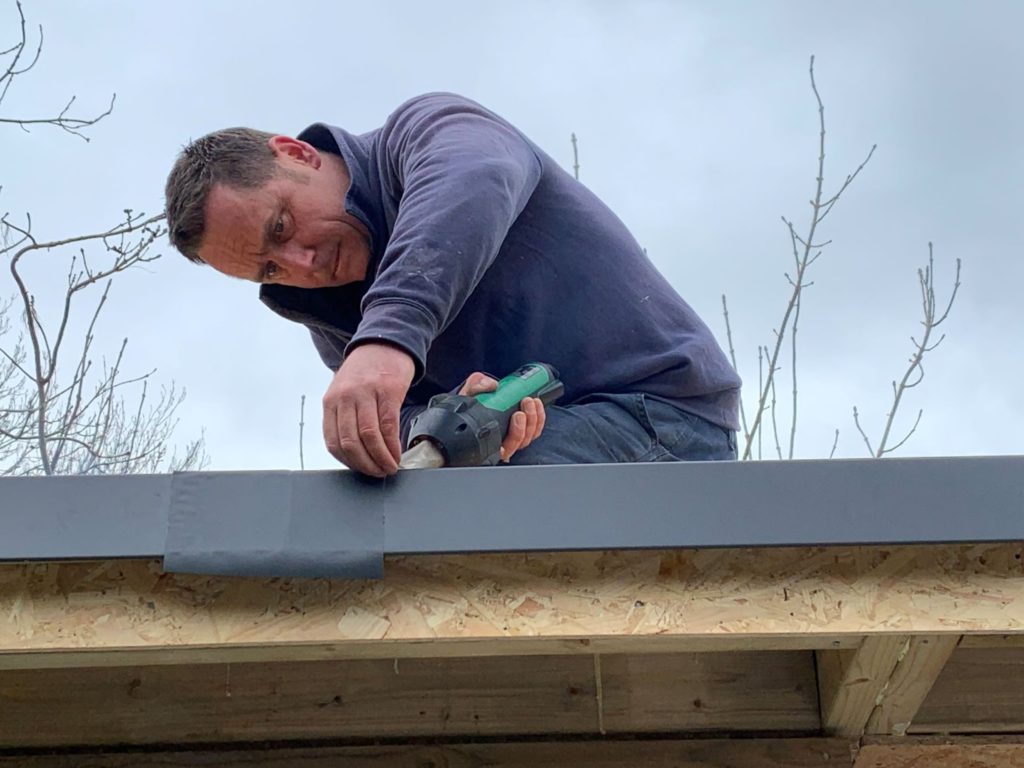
570, 132, 580, 181
0, 0, 204, 475
720, 294, 749, 441
299, 394, 306, 470
828, 428, 840, 459
854, 245, 961, 458
741, 55, 876, 460
768, 347, 782, 460
1, 2, 115, 140
852, 406, 874, 456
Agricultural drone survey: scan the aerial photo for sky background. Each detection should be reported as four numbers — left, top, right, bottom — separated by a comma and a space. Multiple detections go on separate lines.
2, 1, 1020, 470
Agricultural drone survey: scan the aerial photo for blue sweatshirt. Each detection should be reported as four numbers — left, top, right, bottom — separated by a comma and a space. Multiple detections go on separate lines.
260, 93, 741, 438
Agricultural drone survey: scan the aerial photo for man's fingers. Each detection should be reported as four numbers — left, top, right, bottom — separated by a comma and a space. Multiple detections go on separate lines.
324, 398, 373, 476
459, 372, 498, 397
320, 343, 415, 476
500, 410, 527, 462
356, 398, 398, 476
501, 399, 547, 461
322, 402, 342, 463
377, 395, 403, 466
521, 398, 541, 447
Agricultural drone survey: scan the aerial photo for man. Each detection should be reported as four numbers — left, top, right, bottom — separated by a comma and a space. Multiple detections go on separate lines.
164, 93, 741, 476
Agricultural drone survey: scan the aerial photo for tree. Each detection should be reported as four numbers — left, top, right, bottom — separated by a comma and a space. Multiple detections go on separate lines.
0, 0, 205, 475
720, 56, 961, 460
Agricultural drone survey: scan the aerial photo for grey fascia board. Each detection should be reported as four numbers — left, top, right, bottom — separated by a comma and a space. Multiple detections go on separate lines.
1, 456, 1022, 571
0, 474, 170, 560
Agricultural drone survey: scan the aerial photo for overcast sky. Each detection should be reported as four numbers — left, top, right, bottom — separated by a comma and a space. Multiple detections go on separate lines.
2, 1, 1021, 470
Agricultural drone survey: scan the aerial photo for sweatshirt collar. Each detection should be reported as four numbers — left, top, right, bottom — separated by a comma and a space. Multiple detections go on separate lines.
296, 122, 385, 263
259, 123, 384, 328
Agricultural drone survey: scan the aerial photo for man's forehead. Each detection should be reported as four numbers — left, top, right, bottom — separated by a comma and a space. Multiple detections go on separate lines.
201, 184, 274, 275
207, 182, 271, 221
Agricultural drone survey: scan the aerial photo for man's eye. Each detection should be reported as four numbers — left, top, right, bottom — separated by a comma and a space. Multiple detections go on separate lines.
265, 261, 279, 279
273, 217, 285, 238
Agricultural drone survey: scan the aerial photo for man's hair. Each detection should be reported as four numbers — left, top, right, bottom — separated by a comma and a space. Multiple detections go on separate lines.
164, 127, 278, 263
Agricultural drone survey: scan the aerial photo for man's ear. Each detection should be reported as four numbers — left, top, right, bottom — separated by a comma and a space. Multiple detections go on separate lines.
268, 136, 322, 170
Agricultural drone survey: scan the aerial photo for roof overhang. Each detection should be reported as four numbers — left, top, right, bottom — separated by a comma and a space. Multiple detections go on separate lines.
2, 455, 1022, 578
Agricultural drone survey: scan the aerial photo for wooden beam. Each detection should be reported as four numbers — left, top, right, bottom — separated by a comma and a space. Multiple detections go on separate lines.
912, 647, 1024, 733
855, 736, 1024, 767
0, 737, 855, 768
819, 635, 961, 738
1, 544, 1021, 668
817, 636, 910, 737
5, 737, 1023, 768
865, 635, 959, 735
960, 635, 1024, 649
0, 652, 818, 748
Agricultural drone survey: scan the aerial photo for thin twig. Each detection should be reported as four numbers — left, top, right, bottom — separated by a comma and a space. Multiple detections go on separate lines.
769, 349, 782, 460
299, 394, 306, 470
852, 406, 874, 456
861, 246, 961, 457
720, 294, 749, 440
570, 133, 580, 181
741, 55, 875, 460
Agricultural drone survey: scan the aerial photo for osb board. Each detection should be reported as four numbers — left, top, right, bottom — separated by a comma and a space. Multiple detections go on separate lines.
910, 647, 1024, 733
1, 544, 1021, 667
0, 652, 818, 748
0, 738, 854, 767
857, 736, 1024, 767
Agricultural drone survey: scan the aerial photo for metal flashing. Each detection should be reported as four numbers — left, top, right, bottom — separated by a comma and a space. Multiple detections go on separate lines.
165, 471, 384, 578
1, 456, 1021, 579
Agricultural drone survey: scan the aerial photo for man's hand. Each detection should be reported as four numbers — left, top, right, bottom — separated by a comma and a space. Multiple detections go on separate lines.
459, 372, 547, 463
322, 343, 415, 477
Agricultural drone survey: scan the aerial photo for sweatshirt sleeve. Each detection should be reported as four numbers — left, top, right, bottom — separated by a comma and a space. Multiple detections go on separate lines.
347, 93, 543, 378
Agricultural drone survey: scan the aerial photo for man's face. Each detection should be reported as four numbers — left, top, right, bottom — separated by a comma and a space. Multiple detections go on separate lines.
198, 137, 371, 289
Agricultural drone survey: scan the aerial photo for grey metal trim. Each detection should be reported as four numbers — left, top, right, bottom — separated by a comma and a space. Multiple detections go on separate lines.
165, 471, 384, 578
0, 474, 170, 560
1, 456, 1022, 579
382, 456, 1024, 552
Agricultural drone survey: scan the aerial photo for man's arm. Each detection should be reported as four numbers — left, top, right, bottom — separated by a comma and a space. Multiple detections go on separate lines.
323, 94, 544, 476
349, 93, 544, 372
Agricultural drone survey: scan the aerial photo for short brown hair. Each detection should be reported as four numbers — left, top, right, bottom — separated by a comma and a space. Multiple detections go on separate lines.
164, 127, 277, 263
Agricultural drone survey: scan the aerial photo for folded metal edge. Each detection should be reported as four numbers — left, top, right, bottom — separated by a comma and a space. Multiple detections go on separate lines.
1, 457, 1022, 574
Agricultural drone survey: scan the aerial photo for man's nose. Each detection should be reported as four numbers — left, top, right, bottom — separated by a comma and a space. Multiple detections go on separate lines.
279, 242, 317, 271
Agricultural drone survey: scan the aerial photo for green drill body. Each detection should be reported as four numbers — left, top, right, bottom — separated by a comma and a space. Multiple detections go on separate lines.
399, 363, 564, 469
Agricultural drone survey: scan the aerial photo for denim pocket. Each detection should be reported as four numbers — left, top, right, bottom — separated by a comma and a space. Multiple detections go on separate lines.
638, 395, 736, 462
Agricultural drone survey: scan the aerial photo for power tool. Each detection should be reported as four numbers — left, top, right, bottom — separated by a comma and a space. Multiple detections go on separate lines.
399, 363, 565, 469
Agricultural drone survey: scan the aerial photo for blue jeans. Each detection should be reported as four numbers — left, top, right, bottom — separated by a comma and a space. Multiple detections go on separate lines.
508, 393, 737, 465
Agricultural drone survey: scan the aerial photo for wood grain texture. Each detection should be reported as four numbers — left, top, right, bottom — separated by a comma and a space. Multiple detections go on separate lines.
5, 737, 1023, 768
865, 635, 959, 736
961, 635, 1024, 648
0, 651, 818, 748
818, 636, 910, 737
911, 647, 1024, 733
1, 544, 1021, 668
856, 736, 1024, 767
0, 738, 855, 768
